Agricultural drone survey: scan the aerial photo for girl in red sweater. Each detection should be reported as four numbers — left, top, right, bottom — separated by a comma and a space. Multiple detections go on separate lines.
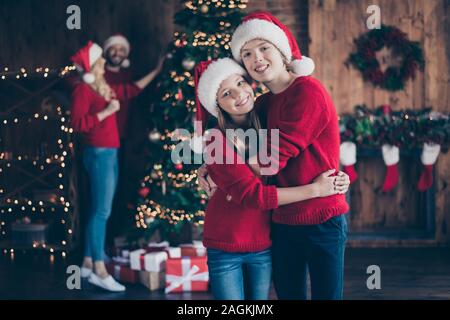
194, 58, 350, 300
226, 11, 350, 300
70, 42, 143, 292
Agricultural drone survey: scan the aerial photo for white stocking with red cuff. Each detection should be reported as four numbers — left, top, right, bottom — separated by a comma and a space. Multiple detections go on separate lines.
417, 143, 440, 192
340, 142, 358, 184
382, 144, 400, 192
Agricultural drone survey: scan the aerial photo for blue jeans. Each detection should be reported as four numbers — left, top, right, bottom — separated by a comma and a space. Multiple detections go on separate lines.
207, 248, 272, 300
82, 147, 119, 262
272, 214, 348, 300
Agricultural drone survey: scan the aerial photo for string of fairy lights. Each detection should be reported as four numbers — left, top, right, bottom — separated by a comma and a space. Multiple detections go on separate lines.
0, 65, 76, 80
1, 66, 76, 256
135, 160, 207, 229
185, 0, 248, 11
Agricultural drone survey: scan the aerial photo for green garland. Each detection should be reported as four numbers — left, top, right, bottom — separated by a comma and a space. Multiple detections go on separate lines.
340, 105, 450, 150
347, 25, 424, 91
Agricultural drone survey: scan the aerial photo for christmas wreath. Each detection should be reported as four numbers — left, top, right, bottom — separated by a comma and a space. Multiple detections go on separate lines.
347, 25, 424, 91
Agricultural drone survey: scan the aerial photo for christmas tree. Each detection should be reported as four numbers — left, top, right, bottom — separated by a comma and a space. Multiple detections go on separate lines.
135, 0, 249, 243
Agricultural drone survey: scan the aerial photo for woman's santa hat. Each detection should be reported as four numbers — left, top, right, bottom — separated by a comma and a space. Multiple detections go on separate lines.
103, 34, 131, 68
190, 58, 247, 153
230, 11, 315, 76
70, 41, 103, 84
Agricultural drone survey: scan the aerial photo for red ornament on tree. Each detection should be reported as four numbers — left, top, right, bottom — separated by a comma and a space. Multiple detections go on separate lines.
138, 187, 150, 198
176, 88, 183, 101
174, 163, 183, 170
382, 104, 392, 115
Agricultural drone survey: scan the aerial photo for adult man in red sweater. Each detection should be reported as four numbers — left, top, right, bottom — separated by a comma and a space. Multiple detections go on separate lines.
103, 34, 163, 139
102, 34, 163, 239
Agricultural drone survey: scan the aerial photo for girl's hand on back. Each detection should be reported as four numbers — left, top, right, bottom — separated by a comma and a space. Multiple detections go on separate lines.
313, 169, 351, 197
336, 171, 350, 194
313, 169, 338, 197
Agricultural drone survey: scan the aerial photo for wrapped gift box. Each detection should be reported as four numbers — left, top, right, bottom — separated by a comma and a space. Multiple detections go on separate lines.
106, 262, 138, 284
146, 246, 181, 258
129, 249, 168, 272
147, 241, 170, 249
179, 241, 206, 257
165, 256, 209, 293
139, 271, 165, 291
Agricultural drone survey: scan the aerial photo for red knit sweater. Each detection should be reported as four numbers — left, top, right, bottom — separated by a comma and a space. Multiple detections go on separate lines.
104, 69, 142, 139
256, 76, 349, 225
203, 132, 278, 252
70, 82, 140, 148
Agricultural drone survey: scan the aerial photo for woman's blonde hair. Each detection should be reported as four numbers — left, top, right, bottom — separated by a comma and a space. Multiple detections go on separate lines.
89, 59, 115, 101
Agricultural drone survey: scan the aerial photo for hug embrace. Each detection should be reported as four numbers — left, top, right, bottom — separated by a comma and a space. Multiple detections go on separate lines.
195, 11, 351, 300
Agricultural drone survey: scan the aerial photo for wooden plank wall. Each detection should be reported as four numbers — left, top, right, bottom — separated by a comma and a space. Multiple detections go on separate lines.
0, 0, 177, 76
309, 0, 450, 245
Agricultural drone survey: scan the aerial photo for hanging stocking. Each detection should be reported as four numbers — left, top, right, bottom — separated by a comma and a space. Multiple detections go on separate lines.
381, 144, 400, 192
340, 141, 358, 184
417, 143, 441, 192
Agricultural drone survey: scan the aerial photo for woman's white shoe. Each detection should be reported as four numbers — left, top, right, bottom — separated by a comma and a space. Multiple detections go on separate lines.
88, 273, 126, 292
80, 267, 93, 278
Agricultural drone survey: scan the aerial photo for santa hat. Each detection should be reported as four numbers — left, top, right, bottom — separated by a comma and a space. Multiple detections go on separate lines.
381, 144, 400, 192
190, 58, 247, 153
70, 41, 103, 84
417, 143, 441, 192
103, 34, 131, 68
230, 11, 315, 76
340, 141, 358, 184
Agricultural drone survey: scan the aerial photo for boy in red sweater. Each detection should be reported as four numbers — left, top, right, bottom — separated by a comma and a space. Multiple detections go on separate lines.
200, 12, 350, 300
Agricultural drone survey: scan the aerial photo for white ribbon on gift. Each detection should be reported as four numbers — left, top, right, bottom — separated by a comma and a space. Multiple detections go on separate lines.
165, 259, 209, 294
148, 241, 170, 248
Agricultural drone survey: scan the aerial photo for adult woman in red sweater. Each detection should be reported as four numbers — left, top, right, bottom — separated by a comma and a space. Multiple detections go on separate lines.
194, 58, 350, 300
70, 42, 143, 292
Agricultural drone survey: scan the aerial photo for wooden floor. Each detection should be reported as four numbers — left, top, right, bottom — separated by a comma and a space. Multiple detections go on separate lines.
0, 248, 449, 300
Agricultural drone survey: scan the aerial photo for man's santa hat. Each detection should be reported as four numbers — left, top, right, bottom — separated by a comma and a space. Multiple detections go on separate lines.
103, 34, 131, 68
70, 41, 103, 84
230, 11, 315, 76
190, 58, 247, 153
